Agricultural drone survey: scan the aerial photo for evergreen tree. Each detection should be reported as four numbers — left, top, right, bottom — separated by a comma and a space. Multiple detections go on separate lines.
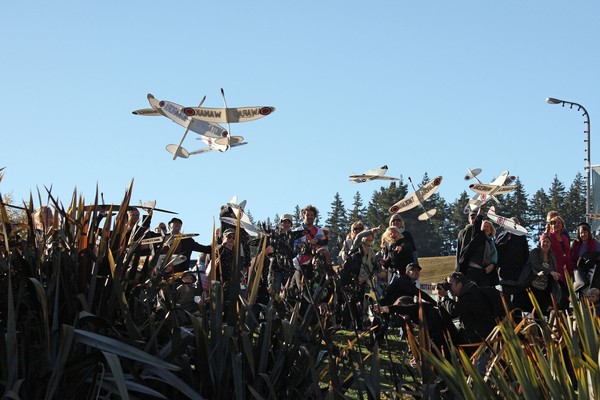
528, 188, 550, 240
498, 177, 530, 228
325, 193, 348, 262
293, 205, 301, 227
547, 175, 567, 213
402, 174, 447, 257
563, 172, 586, 233
447, 191, 471, 255
365, 180, 408, 231
348, 191, 367, 223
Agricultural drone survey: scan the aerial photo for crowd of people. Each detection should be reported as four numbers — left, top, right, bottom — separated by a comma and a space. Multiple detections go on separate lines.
23, 200, 600, 356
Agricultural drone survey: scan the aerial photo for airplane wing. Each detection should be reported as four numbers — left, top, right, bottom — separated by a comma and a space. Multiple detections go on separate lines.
220, 216, 261, 237
389, 176, 442, 213
348, 174, 399, 183
469, 183, 517, 195
132, 108, 161, 116
487, 207, 527, 236
181, 106, 276, 123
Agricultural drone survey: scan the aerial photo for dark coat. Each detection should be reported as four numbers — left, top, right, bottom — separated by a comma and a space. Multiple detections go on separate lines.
445, 281, 497, 344
496, 230, 529, 281
379, 274, 435, 306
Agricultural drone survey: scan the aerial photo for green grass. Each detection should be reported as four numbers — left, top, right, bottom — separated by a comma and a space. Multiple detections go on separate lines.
419, 255, 455, 284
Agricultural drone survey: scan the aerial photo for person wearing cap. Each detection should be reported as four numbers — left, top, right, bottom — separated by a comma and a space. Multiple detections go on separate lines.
164, 217, 212, 274
378, 262, 435, 307
570, 222, 600, 292
175, 271, 202, 314
268, 213, 305, 295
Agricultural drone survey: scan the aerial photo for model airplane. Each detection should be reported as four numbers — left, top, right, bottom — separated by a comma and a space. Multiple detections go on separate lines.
221, 195, 260, 237
487, 206, 527, 236
349, 165, 400, 183
463, 168, 517, 213
388, 176, 442, 221
132, 90, 275, 159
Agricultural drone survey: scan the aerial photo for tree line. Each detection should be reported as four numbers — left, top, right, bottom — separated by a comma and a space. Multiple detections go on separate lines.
258, 172, 587, 260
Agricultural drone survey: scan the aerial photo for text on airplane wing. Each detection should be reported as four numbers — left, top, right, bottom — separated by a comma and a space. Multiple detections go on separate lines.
182, 106, 276, 123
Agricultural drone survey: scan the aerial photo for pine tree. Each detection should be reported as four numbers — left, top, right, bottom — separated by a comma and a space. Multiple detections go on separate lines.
498, 177, 530, 228
447, 191, 471, 255
365, 180, 408, 230
547, 175, 567, 213
325, 193, 348, 262
293, 205, 301, 227
348, 191, 367, 223
529, 188, 550, 240
563, 172, 586, 233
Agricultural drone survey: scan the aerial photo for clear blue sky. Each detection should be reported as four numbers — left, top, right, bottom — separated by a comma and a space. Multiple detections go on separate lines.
1, 1, 599, 239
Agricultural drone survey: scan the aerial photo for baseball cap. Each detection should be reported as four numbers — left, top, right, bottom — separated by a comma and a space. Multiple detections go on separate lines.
280, 213, 293, 223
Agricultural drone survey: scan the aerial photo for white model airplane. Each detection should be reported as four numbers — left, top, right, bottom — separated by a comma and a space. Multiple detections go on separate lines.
132, 91, 275, 159
349, 165, 400, 183
221, 195, 260, 237
487, 206, 527, 236
463, 168, 517, 213
388, 176, 442, 221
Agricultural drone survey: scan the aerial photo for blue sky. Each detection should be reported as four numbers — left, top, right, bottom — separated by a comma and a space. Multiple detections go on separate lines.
1, 1, 599, 239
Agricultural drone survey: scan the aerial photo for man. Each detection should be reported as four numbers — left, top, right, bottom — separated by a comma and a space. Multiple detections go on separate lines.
378, 263, 435, 306
496, 217, 529, 310
269, 213, 304, 294
294, 205, 326, 267
455, 208, 482, 272
165, 217, 211, 274
444, 272, 498, 345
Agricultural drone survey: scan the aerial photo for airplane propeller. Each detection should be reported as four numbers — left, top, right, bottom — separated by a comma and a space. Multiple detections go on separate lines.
221, 88, 232, 149
172, 95, 206, 160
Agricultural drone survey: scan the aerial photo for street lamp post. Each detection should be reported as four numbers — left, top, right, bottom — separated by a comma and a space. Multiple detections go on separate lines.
546, 97, 591, 223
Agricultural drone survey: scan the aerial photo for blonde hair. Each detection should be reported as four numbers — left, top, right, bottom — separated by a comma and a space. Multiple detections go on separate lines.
380, 226, 402, 249
481, 220, 496, 237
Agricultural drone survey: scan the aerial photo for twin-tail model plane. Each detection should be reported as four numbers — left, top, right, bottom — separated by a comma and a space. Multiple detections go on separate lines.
388, 176, 443, 221
463, 168, 517, 213
132, 90, 275, 159
349, 165, 400, 183
487, 206, 528, 236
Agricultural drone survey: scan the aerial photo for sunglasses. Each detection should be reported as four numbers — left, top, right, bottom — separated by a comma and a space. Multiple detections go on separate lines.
353, 227, 363, 232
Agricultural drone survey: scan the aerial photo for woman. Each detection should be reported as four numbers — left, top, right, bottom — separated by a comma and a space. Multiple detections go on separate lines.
528, 235, 561, 315
458, 218, 498, 287
569, 222, 600, 292
338, 221, 364, 264
546, 215, 571, 309
388, 214, 418, 264
380, 225, 415, 276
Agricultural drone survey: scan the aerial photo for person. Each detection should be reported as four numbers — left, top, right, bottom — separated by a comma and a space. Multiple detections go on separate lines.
456, 209, 480, 271
338, 221, 364, 265
458, 214, 498, 287
584, 287, 600, 315
569, 222, 600, 292
164, 217, 212, 274
339, 226, 382, 330
175, 271, 202, 313
527, 235, 561, 315
293, 205, 326, 266
374, 295, 457, 357
388, 214, 418, 264
219, 202, 252, 272
34, 206, 54, 235
154, 222, 168, 236
444, 272, 498, 346
378, 262, 435, 307
380, 225, 415, 276
495, 217, 530, 310
268, 213, 304, 295
545, 215, 572, 309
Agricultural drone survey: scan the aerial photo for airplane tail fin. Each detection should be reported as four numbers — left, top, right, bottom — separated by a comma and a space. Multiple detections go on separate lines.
166, 144, 190, 159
